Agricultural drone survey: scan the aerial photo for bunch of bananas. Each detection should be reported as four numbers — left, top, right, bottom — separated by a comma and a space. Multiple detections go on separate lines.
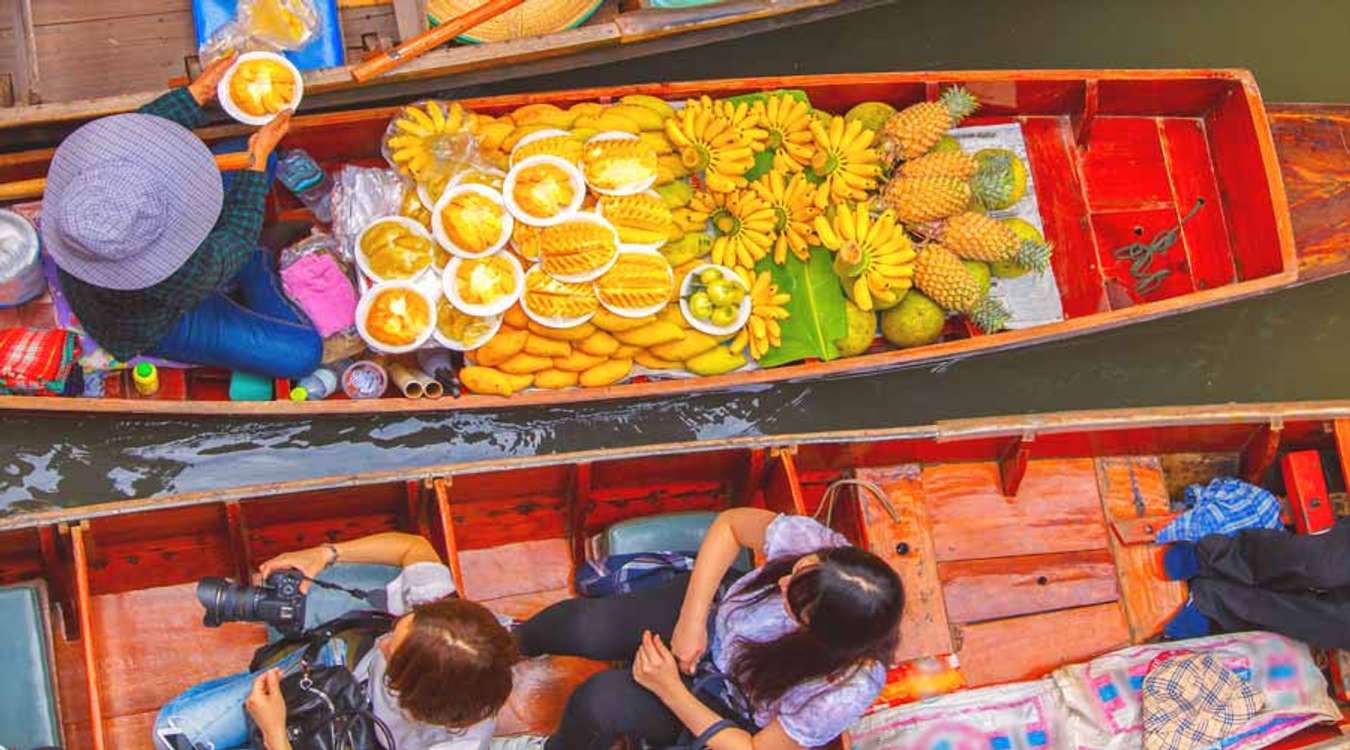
809, 115, 883, 208
664, 98, 758, 193
687, 190, 777, 272
814, 202, 916, 311
730, 269, 791, 360
752, 93, 818, 173
385, 101, 477, 179
749, 170, 820, 264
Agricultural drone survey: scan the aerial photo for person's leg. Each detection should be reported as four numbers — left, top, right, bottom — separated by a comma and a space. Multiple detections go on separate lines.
232, 248, 311, 327
1190, 576, 1350, 649
1192, 518, 1350, 590
152, 669, 259, 750
545, 669, 686, 750
149, 294, 321, 378
516, 574, 691, 661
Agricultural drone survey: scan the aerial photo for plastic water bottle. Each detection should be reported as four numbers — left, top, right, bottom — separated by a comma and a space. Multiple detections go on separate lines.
277, 149, 334, 223
291, 358, 352, 401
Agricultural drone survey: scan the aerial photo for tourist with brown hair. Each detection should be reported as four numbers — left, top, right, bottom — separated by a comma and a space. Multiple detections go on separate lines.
153, 532, 517, 750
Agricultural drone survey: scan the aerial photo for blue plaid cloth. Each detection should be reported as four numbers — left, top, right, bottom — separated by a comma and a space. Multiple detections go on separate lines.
575, 551, 696, 597
1156, 478, 1284, 544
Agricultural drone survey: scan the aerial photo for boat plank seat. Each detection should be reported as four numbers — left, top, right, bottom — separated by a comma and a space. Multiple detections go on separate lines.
0, 581, 64, 750
587, 510, 753, 571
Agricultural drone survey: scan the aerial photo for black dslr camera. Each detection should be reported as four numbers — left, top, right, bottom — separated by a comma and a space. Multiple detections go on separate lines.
196, 568, 308, 635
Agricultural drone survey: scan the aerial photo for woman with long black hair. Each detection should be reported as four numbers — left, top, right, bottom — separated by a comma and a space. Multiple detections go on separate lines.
513, 508, 904, 750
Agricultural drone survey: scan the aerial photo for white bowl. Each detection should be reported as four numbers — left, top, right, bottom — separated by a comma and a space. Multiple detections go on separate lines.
502, 155, 587, 227
355, 216, 436, 283
596, 189, 669, 253
432, 304, 503, 351
217, 51, 303, 126
442, 251, 524, 317
539, 212, 622, 283
432, 183, 513, 260
596, 248, 674, 320
679, 263, 752, 336
356, 280, 438, 354
582, 132, 658, 197
509, 128, 576, 167
519, 265, 597, 329
420, 167, 507, 209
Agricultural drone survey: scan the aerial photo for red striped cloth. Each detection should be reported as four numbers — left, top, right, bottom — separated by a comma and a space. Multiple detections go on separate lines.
0, 327, 79, 396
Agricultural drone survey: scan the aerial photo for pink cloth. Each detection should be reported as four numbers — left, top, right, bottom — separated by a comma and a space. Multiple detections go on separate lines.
280, 253, 358, 338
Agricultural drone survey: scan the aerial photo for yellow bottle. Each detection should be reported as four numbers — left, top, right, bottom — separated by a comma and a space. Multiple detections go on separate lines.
132, 362, 159, 396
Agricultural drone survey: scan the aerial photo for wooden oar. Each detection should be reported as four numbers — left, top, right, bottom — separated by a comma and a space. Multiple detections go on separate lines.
0, 152, 253, 202
351, 0, 528, 83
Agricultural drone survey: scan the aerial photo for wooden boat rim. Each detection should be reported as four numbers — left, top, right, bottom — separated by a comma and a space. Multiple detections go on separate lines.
7, 398, 1350, 533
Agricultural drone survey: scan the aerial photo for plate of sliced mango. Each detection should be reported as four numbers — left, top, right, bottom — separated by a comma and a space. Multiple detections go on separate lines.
218, 51, 303, 126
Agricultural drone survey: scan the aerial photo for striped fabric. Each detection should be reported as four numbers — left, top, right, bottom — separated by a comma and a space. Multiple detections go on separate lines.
1142, 653, 1263, 750
0, 327, 79, 395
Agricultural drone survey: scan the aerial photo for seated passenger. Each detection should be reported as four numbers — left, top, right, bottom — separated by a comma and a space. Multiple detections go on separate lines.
154, 532, 516, 750
514, 508, 905, 750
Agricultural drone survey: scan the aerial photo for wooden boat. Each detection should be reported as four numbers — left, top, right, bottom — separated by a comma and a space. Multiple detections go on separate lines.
1, 70, 1346, 417
5, 399, 1350, 750
0, 0, 888, 144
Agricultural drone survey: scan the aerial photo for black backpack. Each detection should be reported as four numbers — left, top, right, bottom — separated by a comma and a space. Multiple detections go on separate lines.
246, 612, 399, 750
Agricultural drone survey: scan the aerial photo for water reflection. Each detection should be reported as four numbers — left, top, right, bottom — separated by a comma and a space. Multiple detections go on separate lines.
2, 272, 1346, 514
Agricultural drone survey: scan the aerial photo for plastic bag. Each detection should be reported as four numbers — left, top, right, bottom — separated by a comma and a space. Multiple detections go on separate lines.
330, 165, 405, 263
199, 0, 320, 61
381, 100, 488, 201
278, 231, 365, 363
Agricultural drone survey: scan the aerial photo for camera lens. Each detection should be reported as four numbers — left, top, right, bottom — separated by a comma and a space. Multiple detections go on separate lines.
195, 576, 260, 627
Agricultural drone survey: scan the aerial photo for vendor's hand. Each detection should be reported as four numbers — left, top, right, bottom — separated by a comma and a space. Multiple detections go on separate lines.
245, 669, 288, 739
188, 50, 238, 105
247, 109, 293, 171
633, 631, 685, 700
670, 613, 708, 676
257, 544, 329, 591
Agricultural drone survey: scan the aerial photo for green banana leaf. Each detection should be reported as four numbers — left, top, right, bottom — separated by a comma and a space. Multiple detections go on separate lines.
755, 247, 848, 368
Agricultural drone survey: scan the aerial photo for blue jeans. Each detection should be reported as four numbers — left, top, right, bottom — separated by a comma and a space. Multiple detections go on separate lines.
152, 564, 401, 750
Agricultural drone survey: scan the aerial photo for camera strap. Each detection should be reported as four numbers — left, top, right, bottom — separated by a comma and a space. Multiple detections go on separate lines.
303, 575, 389, 611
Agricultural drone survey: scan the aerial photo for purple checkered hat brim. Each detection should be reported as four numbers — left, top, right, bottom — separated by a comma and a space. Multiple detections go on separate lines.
41, 113, 224, 291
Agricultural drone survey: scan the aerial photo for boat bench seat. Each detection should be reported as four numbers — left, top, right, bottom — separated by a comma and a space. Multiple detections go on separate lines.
0, 581, 62, 750
589, 511, 752, 571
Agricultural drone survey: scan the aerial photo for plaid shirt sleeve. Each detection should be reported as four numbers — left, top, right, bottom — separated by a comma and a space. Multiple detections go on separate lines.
137, 87, 206, 130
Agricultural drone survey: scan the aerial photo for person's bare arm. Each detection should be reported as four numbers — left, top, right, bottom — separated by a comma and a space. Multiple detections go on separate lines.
256, 532, 441, 588
670, 508, 778, 673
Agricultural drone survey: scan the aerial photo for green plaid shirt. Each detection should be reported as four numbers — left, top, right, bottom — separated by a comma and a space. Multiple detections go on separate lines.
57, 87, 268, 361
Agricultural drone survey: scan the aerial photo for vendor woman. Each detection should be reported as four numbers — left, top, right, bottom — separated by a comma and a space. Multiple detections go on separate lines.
41, 52, 321, 378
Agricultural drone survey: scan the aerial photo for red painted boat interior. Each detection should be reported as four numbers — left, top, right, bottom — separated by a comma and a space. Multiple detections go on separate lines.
0, 71, 1296, 405
4, 411, 1347, 748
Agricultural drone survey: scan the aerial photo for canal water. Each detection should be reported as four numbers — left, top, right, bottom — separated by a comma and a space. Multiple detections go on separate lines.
2, 0, 1347, 514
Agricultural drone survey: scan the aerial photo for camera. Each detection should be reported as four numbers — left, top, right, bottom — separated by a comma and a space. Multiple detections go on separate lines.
196, 568, 308, 635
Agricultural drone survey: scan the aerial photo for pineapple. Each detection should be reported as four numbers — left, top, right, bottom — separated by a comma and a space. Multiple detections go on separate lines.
898, 150, 979, 180
940, 212, 1051, 273
882, 176, 972, 224
914, 243, 1009, 333
880, 87, 979, 163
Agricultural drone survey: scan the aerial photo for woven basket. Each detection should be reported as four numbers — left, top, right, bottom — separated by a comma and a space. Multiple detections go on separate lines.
427, 0, 606, 44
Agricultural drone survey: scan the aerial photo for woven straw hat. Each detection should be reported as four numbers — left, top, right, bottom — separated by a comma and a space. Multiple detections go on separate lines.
427, 0, 604, 43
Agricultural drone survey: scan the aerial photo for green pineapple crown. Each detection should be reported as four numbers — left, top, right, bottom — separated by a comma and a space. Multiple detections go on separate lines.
1014, 240, 1053, 274
940, 86, 980, 121
969, 296, 1010, 333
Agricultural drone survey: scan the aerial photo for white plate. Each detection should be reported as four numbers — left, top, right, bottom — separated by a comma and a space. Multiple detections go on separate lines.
217, 51, 303, 126
595, 189, 671, 254
596, 248, 674, 320
442, 251, 525, 317
509, 128, 576, 167
432, 183, 513, 260
419, 166, 507, 209
354, 216, 436, 283
503, 155, 587, 227
582, 132, 658, 197
679, 263, 751, 336
539, 212, 622, 283
356, 280, 438, 354
432, 306, 503, 351
519, 265, 597, 329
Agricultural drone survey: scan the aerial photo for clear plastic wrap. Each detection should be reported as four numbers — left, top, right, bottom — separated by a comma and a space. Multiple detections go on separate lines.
199, 0, 320, 60
330, 165, 405, 263
381, 100, 488, 203
278, 231, 366, 363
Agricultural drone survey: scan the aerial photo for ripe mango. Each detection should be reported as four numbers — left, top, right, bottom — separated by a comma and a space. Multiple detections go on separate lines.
553, 350, 607, 373
578, 330, 620, 357
684, 346, 747, 376
635, 351, 681, 370
474, 328, 527, 367
524, 334, 571, 358
498, 352, 553, 375
527, 321, 596, 341
503, 305, 529, 329
461, 366, 527, 396
614, 321, 685, 348
580, 358, 633, 387
511, 103, 574, 129
534, 368, 579, 389
619, 94, 676, 120
651, 330, 719, 361
609, 104, 667, 132
591, 309, 655, 333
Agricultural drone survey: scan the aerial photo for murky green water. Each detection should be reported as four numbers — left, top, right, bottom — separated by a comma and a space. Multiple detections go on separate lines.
2, 0, 1347, 514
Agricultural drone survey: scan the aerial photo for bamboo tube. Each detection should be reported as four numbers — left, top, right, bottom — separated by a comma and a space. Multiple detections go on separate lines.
388, 359, 439, 399
350, 0, 527, 83
0, 152, 252, 202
